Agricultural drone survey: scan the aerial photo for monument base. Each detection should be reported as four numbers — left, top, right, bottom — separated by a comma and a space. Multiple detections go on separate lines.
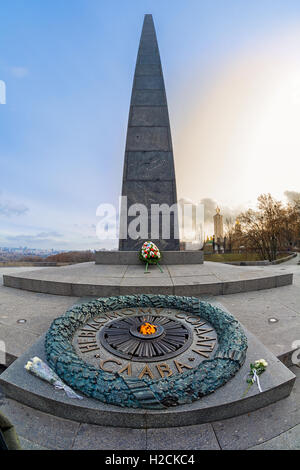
95, 250, 204, 265
3, 261, 293, 297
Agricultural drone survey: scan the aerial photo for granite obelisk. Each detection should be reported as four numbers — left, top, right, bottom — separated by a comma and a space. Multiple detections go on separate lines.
119, 14, 180, 251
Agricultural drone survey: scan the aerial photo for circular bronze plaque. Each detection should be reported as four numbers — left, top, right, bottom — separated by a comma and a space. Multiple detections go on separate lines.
45, 295, 247, 409
99, 314, 193, 362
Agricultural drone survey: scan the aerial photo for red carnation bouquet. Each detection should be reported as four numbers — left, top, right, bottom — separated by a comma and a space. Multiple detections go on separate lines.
139, 241, 163, 273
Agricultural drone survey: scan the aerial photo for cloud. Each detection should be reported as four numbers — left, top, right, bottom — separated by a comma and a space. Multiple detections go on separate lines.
201, 198, 246, 223
179, 197, 244, 224
284, 190, 300, 203
5, 231, 63, 243
0, 196, 29, 217
36, 231, 63, 238
73, 223, 96, 230
9, 66, 29, 78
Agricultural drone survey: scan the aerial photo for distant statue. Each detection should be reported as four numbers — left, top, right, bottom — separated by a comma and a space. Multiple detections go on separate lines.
235, 218, 242, 233
213, 206, 224, 241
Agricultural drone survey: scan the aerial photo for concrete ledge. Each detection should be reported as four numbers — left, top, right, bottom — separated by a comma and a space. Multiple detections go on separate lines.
2, 264, 293, 297
0, 326, 295, 428
95, 251, 204, 265
0, 262, 65, 267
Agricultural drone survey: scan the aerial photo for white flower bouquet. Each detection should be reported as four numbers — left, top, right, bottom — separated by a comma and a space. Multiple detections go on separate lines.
25, 356, 83, 399
243, 358, 268, 396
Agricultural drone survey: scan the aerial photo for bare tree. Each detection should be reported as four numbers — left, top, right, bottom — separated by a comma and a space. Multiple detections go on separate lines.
238, 193, 300, 261
224, 217, 235, 252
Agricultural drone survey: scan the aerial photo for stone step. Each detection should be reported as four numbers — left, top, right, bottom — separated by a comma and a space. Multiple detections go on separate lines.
2, 261, 293, 297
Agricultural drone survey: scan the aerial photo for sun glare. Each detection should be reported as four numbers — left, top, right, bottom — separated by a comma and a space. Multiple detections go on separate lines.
175, 25, 300, 207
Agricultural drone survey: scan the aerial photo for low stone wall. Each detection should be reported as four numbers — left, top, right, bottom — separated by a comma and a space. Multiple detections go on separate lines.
0, 262, 70, 267
225, 253, 297, 266
95, 250, 204, 265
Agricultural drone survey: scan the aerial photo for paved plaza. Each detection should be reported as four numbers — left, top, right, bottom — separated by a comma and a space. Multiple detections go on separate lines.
0, 255, 299, 449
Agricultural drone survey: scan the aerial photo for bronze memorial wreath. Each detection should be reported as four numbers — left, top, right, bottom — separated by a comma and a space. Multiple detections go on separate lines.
45, 294, 248, 409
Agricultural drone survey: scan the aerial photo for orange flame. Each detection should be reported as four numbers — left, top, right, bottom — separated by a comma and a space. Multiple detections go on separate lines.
140, 322, 157, 335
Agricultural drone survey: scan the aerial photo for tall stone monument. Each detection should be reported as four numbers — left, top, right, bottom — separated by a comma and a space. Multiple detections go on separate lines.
119, 14, 180, 251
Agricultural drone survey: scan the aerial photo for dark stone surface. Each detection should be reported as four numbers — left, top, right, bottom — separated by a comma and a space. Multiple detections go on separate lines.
73, 423, 147, 450
134, 76, 164, 90
119, 14, 180, 251
130, 107, 169, 127
135, 64, 161, 76
96, 250, 203, 264
126, 151, 175, 181
123, 181, 176, 207
19, 436, 48, 450
126, 127, 170, 151
131, 89, 167, 106
138, 54, 161, 65
0, 396, 79, 450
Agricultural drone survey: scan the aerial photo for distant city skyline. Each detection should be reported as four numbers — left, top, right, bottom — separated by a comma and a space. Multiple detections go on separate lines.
1, 1, 300, 250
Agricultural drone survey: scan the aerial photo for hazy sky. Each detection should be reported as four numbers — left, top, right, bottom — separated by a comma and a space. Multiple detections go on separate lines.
1, 0, 300, 249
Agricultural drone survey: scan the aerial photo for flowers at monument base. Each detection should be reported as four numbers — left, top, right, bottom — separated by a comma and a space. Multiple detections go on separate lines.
139, 241, 163, 273
139, 241, 161, 263
25, 356, 83, 399
254, 359, 268, 368
243, 358, 268, 396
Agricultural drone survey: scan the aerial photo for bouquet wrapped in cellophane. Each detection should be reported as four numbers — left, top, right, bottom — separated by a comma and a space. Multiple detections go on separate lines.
139, 241, 163, 273
25, 356, 83, 399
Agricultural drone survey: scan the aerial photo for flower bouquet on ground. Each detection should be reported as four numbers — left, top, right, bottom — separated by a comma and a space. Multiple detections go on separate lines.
139, 241, 163, 273
25, 356, 83, 399
243, 359, 268, 397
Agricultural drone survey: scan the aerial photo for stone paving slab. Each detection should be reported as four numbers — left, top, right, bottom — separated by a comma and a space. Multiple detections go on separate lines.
124, 264, 170, 277
0, 324, 39, 366
250, 423, 300, 450
146, 424, 220, 450
219, 290, 300, 363
19, 436, 49, 450
167, 265, 215, 276
72, 423, 147, 450
0, 268, 79, 365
